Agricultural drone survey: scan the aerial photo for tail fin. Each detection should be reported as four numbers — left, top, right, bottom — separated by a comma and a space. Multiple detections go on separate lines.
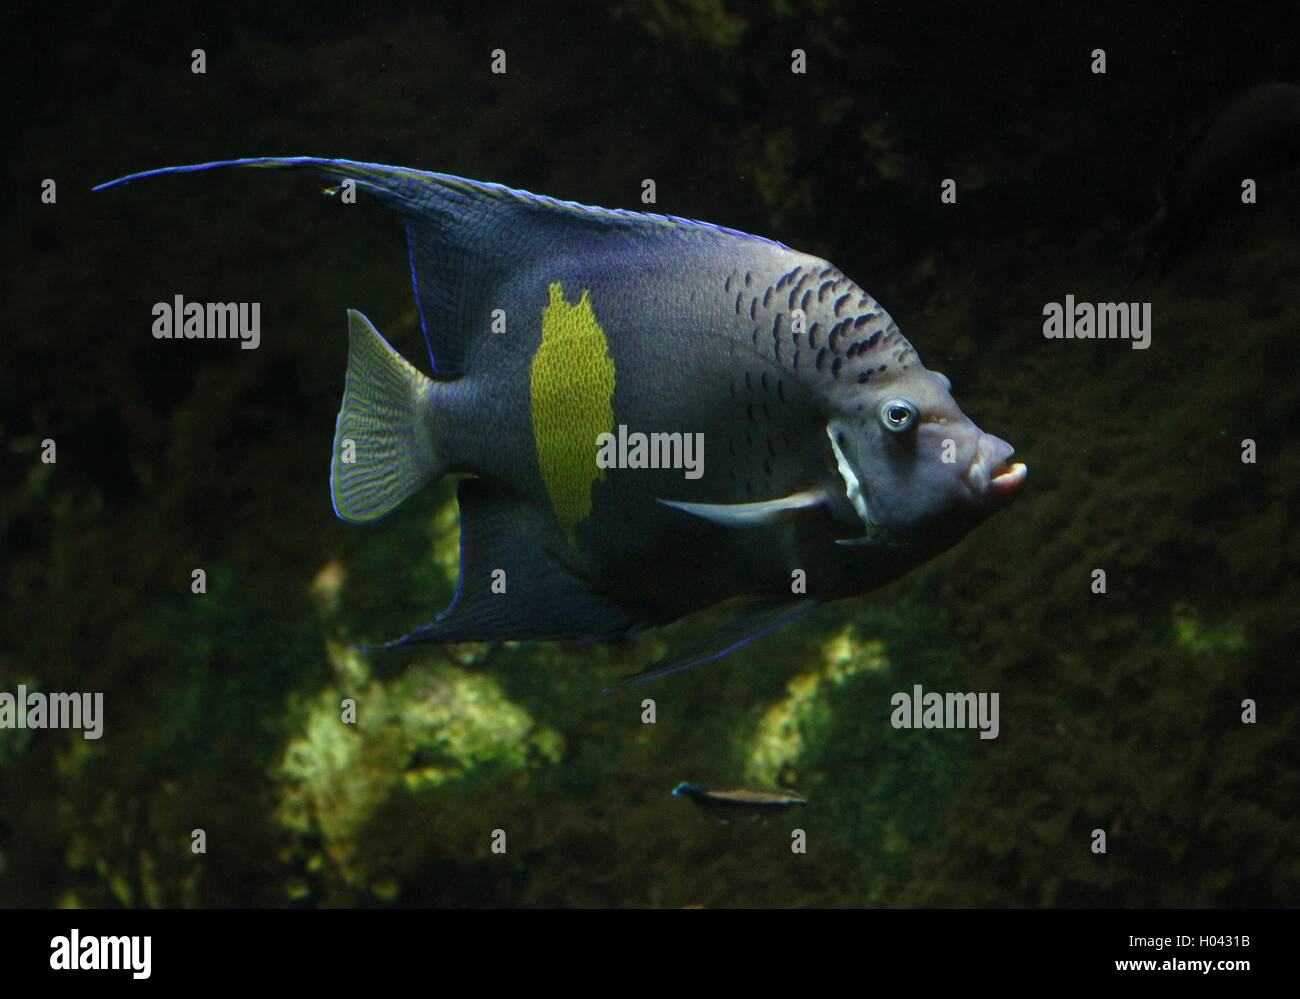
330, 310, 441, 523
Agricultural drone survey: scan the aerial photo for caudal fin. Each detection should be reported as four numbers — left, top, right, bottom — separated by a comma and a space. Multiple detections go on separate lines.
331, 310, 441, 523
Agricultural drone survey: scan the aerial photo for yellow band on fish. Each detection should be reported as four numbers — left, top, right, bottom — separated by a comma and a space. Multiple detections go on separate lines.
530, 283, 616, 539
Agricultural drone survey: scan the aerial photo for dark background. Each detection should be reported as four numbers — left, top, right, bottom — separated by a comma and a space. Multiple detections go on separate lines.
2, 1, 1297, 907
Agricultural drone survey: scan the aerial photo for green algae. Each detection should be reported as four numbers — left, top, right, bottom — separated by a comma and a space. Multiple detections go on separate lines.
1173, 608, 1250, 656
274, 642, 564, 901
745, 626, 889, 786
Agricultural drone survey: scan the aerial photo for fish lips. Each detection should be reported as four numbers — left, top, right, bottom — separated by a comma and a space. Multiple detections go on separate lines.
962, 433, 1028, 504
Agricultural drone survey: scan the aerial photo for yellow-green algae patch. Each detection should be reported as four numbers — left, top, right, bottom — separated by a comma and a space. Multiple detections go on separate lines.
428, 489, 462, 585
424, 494, 492, 666
530, 283, 616, 539
274, 642, 563, 896
1172, 606, 1249, 655
745, 625, 889, 785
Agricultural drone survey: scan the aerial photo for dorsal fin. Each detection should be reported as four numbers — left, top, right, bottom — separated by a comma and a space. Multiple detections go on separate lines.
94, 156, 791, 376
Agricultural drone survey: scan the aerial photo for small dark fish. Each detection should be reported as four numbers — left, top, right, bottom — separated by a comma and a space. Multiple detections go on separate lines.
95, 157, 1027, 687
673, 782, 807, 819
1138, 81, 1300, 277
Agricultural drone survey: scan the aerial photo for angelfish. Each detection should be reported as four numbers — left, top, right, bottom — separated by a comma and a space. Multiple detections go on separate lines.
95, 157, 1027, 687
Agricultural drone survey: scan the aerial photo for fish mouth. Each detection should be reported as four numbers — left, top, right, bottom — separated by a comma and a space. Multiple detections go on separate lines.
987, 459, 1028, 498
963, 433, 1028, 502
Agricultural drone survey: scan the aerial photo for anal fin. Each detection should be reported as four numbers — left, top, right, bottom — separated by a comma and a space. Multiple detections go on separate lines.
370, 479, 640, 649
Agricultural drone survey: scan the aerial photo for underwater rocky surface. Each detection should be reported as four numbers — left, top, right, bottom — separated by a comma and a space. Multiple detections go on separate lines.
2, 2, 1296, 906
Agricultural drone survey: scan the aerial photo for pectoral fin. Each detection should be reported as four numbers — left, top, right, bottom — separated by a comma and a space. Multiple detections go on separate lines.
601, 597, 818, 694
656, 488, 826, 529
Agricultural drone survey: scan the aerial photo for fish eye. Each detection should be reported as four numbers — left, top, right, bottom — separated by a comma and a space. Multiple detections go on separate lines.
933, 371, 952, 393
879, 398, 918, 432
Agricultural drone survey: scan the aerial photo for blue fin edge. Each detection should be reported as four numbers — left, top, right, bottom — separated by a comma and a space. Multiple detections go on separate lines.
91, 155, 791, 249
600, 601, 818, 696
